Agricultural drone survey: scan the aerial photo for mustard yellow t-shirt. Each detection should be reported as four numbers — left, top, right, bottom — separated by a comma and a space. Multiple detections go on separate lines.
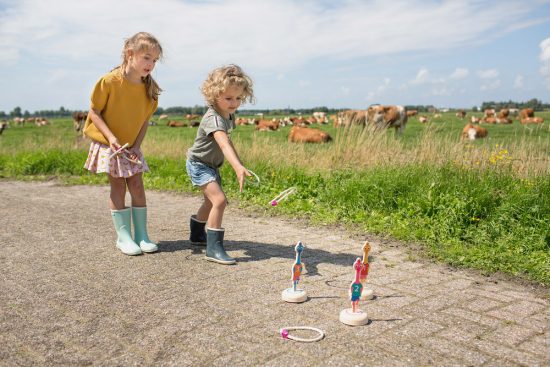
83, 70, 158, 146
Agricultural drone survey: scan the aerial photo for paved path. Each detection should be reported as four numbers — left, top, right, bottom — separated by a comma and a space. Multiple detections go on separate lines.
0, 181, 548, 366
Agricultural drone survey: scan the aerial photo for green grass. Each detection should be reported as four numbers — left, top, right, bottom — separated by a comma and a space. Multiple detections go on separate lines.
1, 113, 549, 285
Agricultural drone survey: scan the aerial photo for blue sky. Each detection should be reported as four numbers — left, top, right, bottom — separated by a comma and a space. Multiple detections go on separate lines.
1, 0, 549, 113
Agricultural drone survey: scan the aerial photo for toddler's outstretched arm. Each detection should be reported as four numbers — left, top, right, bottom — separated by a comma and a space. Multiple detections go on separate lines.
213, 130, 251, 192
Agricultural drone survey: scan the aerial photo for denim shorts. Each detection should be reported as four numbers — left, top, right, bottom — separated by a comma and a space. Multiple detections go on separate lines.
186, 159, 221, 187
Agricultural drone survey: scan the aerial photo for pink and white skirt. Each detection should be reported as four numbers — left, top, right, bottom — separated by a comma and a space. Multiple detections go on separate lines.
83, 141, 150, 178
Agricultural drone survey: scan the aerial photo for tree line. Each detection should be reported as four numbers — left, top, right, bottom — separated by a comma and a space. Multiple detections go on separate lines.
2, 98, 548, 119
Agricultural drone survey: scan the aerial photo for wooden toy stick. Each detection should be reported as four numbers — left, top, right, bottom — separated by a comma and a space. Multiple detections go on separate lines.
292, 242, 304, 291
350, 258, 363, 313
360, 241, 371, 284
108, 143, 129, 159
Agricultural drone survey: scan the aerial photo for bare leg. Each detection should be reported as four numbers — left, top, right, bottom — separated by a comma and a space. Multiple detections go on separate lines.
126, 173, 146, 207
196, 193, 213, 222
201, 181, 227, 229
108, 175, 127, 210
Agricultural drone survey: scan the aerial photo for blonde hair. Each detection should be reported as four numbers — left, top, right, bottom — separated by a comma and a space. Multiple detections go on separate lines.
201, 64, 255, 106
113, 32, 163, 101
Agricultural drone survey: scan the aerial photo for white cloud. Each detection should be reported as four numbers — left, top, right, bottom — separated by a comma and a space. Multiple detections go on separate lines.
477, 69, 499, 79
410, 68, 431, 85
480, 79, 501, 90
0, 0, 541, 72
366, 78, 391, 101
0, 0, 549, 110
540, 37, 550, 88
449, 68, 469, 80
539, 37, 550, 62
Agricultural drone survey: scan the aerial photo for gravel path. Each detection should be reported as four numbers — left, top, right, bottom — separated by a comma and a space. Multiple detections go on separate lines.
0, 180, 548, 366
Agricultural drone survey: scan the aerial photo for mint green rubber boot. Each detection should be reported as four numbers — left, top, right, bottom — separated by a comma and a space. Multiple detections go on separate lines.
132, 206, 158, 253
111, 208, 142, 256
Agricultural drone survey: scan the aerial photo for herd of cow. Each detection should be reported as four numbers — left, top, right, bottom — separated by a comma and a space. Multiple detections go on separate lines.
456, 107, 545, 141
0, 116, 51, 135
0, 106, 545, 143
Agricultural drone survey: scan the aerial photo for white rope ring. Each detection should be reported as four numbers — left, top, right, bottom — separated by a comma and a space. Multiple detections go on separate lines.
246, 169, 261, 186
270, 187, 297, 206
279, 326, 325, 342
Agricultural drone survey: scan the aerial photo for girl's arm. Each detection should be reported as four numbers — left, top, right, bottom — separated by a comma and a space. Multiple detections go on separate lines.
88, 108, 120, 151
213, 130, 250, 192
133, 120, 149, 149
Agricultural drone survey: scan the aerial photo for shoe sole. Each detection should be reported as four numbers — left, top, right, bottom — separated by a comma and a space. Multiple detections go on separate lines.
205, 256, 236, 265
116, 245, 142, 256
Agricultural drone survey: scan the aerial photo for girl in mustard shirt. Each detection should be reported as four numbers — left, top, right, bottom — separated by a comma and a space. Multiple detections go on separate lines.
83, 32, 162, 256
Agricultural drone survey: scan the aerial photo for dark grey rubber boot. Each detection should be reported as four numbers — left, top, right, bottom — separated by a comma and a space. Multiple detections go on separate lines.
189, 215, 207, 246
205, 227, 236, 265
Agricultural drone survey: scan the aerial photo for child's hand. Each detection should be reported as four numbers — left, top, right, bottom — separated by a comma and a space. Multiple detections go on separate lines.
236, 166, 252, 192
108, 136, 121, 152
126, 146, 139, 161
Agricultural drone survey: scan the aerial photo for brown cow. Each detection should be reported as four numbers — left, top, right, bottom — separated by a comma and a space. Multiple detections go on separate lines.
288, 126, 332, 143
519, 108, 534, 119
497, 109, 509, 118
455, 110, 466, 119
496, 117, 512, 124
72, 111, 87, 132
335, 110, 367, 128
481, 117, 497, 124
167, 120, 187, 127
418, 116, 429, 123
255, 119, 279, 131
406, 110, 418, 117
236, 117, 248, 125
470, 116, 481, 124
521, 117, 544, 125
461, 123, 488, 141
366, 105, 408, 135
483, 109, 496, 118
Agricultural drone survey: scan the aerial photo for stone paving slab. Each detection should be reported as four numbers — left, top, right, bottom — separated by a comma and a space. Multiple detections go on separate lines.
0, 180, 548, 366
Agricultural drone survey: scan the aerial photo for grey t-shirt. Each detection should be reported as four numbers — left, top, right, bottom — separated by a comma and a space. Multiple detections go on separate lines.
186, 107, 236, 168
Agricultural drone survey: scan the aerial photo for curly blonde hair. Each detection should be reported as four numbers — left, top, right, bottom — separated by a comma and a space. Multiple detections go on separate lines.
201, 64, 255, 106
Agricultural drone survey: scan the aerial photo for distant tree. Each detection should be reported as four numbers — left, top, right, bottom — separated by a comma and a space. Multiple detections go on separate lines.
10, 107, 22, 118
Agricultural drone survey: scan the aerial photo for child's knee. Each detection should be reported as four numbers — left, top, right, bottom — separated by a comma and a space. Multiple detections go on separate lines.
212, 196, 227, 210
127, 177, 144, 193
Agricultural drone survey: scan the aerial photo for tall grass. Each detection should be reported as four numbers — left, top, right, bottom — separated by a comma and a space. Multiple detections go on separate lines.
232, 122, 549, 177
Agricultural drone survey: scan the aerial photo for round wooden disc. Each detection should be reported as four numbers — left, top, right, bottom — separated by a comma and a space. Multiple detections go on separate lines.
281, 288, 308, 303
339, 308, 369, 326
360, 288, 374, 300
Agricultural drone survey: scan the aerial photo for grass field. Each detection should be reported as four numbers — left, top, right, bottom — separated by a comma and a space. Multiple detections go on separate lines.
1, 111, 549, 285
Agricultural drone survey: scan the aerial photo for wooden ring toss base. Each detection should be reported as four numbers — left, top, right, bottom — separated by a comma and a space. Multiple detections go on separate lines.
339, 308, 369, 326
281, 288, 307, 303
